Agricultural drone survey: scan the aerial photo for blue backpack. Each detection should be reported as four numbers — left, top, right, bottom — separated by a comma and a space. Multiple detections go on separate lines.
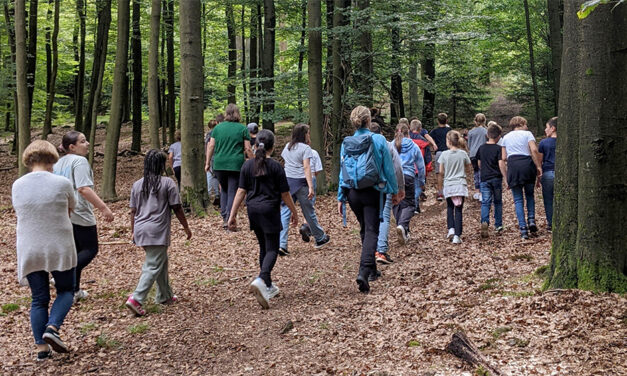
340, 133, 385, 190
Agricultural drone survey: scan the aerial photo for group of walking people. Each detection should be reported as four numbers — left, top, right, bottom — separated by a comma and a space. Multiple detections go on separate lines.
12, 102, 557, 360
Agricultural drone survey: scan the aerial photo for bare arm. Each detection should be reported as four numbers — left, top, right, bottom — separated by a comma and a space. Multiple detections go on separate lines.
168, 152, 174, 169
437, 162, 444, 194
227, 188, 247, 230
500, 147, 508, 189
172, 204, 192, 239
244, 140, 253, 159
130, 208, 136, 242
204, 138, 216, 172
77, 186, 114, 221
425, 134, 437, 151
303, 158, 314, 199
528, 140, 543, 177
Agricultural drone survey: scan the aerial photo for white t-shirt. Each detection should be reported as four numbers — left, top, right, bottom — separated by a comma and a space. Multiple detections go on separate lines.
53, 154, 96, 226
310, 149, 323, 178
169, 142, 182, 168
501, 130, 536, 158
281, 142, 313, 179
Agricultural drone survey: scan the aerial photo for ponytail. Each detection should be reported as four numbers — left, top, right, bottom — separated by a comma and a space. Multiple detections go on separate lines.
253, 129, 275, 177
394, 123, 409, 152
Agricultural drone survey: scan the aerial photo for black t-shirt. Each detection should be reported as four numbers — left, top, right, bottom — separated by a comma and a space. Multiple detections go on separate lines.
430, 126, 451, 152
239, 158, 289, 232
477, 143, 503, 181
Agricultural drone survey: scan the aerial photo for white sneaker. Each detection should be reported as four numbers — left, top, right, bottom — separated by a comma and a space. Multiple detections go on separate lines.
473, 192, 481, 200
73, 289, 88, 304
267, 283, 280, 299
447, 228, 455, 241
50, 277, 55, 286
250, 278, 270, 309
452, 235, 462, 244
396, 225, 408, 245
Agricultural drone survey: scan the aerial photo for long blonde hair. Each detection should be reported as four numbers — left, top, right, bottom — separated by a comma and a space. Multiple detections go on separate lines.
446, 130, 467, 151
394, 123, 409, 152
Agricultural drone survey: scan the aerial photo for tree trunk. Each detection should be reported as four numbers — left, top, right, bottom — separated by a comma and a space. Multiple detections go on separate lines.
241, 5, 248, 122
226, 2, 237, 105
308, 0, 326, 193
74, 0, 86, 132
408, 59, 420, 118
160, 18, 167, 145
42, 0, 59, 140
421, 39, 435, 129
165, 0, 175, 144
15, 0, 29, 176
261, 0, 275, 132
546, 1, 627, 293
547, 0, 563, 114
179, 0, 208, 212
101, 0, 130, 200
523, 0, 542, 134
296, 1, 306, 114
25, 0, 37, 115
323, 0, 333, 98
4, 0, 18, 151
130, 0, 142, 153
389, 17, 404, 125
249, 2, 259, 124
354, 0, 372, 107
329, 0, 345, 185
83, 0, 111, 142
148, 0, 161, 149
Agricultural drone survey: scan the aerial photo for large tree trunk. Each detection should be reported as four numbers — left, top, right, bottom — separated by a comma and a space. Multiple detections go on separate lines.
547, 0, 563, 114
83, 0, 111, 143
101, 0, 130, 200
15, 0, 29, 176
261, 0, 275, 132
323, 0, 333, 98
25, 0, 36, 115
308, 0, 326, 193
354, 0, 372, 107
4, 0, 17, 136
226, 2, 237, 105
297, 1, 306, 114
179, 0, 208, 212
148, 0, 161, 149
408, 58, 420, 118
165, 0, 175, 144
546, 1, 627, 293
389, 17, 404, 125
160, 18, 167, 145
523, 0, 542, 134
42, 0, 59, 140
74, 0, 86, 132
421, 37, 435, 129
130, 0, 142, 153
249, 2, 261, 124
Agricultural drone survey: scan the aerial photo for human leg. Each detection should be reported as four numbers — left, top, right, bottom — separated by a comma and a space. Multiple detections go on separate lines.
132, 246, 169, 304
491, 179, 503, 229
295, 186, 326, 242
446, 198, 455, 231
72, 224, 99, 293
27, 271, 51, 345
541, 171, 554, 228
376, 194, 393, 253
454, 198, 464, 236
279, 203, 291, 250
154, 247, 173, 304
256, 228, 279, 287
510, 186, 527, 228
225, 171, 240, 222
396, 175, 416, 230
524, 182, 536, 231
48, 268, 75, 331
214, 170, 229, 221
480, 181, 492, 225
174, 166, 181, 187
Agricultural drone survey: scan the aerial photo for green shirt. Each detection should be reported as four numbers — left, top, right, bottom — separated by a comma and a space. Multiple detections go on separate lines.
211, 121, 250, 171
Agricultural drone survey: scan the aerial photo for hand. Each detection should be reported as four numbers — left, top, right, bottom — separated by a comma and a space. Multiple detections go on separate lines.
536, 167, 543, 178
536, 177, 542, 188
184, 227, 192, 240
391, 193, 401, 205
131, 232, 135, 243
337, 201, 344, 216
204, 163, 210, 172
227, 217, 237, 232
398, 190, 405, 202
290, 212, 299, 228
308, 187, 315, 200
102, 207, 114, 222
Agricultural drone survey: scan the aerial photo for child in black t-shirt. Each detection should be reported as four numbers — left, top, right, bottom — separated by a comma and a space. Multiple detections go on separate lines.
227, 130, 298, 309
476, 122, 506, 238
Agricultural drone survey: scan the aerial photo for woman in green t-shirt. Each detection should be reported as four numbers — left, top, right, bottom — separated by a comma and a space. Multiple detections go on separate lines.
204, 104, 253, 227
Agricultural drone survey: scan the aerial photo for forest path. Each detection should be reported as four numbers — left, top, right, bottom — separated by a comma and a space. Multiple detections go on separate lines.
0, 125, 625, 375
486, 86, 524, 128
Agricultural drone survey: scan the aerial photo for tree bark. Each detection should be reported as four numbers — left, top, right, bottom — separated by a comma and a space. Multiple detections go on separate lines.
446, 332, 503, 375
408, 59, 420, 118
546, 1, 627, 293
25, 0, 37, 114
226, 2, 237, 105
421, 36, 435, 129
297, 1, 306, 114
160, 17, 167, 145
354, 0, 372, 107
42, 0, 59, 140
179, 0, 208, 212
389, 17, 404, 125
148, 0, 161, 149
241, 5, 248, 122
308, 0, 326, 193
547, 0, 563, 114
249, 2, 260, 124
329, 0, 345, 185
323, 0, 333, 98
101, 0, 130, 200
130, 0, 142, 153
261, 0, 275, 132
74, 0, 86, 132
523, 0, 542, 134
165, 0, 175, 144
4, 0, 17, 138
15, 0, 29, 176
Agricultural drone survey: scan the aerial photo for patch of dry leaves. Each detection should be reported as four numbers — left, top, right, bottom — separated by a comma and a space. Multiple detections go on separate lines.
0, 125, 625, 375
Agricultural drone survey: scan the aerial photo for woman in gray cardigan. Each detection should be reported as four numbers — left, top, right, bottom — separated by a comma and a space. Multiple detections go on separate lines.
12, 140, 77, 360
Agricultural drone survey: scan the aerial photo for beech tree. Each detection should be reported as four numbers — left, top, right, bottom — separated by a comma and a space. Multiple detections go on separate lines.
42, 0, 59, 140
148, 0, 161, 149
546, 1, 627, 293
261, 0, 275, 132
15, 0, 29, 176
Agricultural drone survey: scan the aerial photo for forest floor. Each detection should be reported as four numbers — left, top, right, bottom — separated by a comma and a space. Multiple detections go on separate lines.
0, 124, 625, 376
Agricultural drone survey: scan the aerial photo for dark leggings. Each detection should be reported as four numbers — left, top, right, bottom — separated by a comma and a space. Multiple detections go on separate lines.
446, 197, 465, 236
214, 170, 240, 221
72, 224, 99, 292
252, 227, 279, 287
347, 187, 381, 273
173, 166, 181, 187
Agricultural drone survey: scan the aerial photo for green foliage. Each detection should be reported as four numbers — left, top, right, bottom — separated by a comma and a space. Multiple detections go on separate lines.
1, 303, 19, 314
96, 333, 120, 348
577, 0, 625, 19
127, 323, 149, 334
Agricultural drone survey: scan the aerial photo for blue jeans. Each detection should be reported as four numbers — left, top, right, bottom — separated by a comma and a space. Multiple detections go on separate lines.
541, 171, 554, 227
376, 194, 393, 253
206, 171, 220, 197
26, 268, 75, 345
480, 178, 503, 228
280, 185, 325, 249
511, 183, 535, 229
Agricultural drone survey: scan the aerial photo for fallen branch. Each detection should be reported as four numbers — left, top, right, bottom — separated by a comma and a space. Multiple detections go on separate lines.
446, 332, 502, 375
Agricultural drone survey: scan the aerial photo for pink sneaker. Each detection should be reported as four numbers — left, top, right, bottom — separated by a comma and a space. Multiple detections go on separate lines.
160, 295, 178, 305
125, 295, 145, 316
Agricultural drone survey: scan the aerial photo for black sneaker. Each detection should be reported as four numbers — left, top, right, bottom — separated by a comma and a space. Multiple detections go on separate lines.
278, 247, 290, 257
37, 350, 52, 361
42, 327, 69, 353
528, 219, 538, 233
520, 227, 529, 240
314, 234, 330, 249
356, 270, 370, 293
299, 224, 311, 242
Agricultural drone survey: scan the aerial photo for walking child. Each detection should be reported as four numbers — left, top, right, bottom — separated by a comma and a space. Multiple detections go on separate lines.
430, 113, 452, 201
477, 122, 506, 238
468, 113, 488, 200
437, 131, 471, 244
538, 117, 557, 232
228, 130, 299, 309
125, 150, 192, 316
168, 130, 182, 187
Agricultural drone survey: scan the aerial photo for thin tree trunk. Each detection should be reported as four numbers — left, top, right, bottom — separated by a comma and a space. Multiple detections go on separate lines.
241, 5, 248, 123
355, 0, 372, 107
83, 0, 111, 142
42, 0, 59, 139
179, 0, 208, 211
329, 0, 345, 185
166, 0, 175, 144
297, 1, 306, 114
45, 1, 52, 93
148, 0, 161, 149
422, 37, 435, 129
25, 0, 37, 115
323, 0, 333, 97
389, 17, 404, 125
249, 2, 259, 124
547, 0, 563, 114
4, 0, 18, 146
261, 0, 275, 132
226, 2, 237, 104
546, 1, 627, 293
74, 0, 86, 132
160, 16, 167, 145
15, 0, 29, 176
408, 59, 420, 118
130, 0, 142, 152
101, 0, 130, 200
523, 0, 542, 134
308, 0, 325, 193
